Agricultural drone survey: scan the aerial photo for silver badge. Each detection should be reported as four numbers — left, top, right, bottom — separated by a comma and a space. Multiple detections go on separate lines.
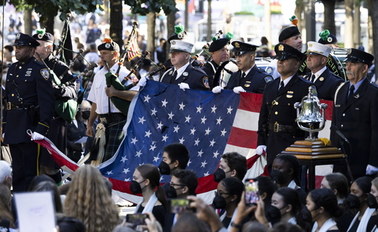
105, 43, 111, 49
183, 72, 188, 76
38, 34, 43, 39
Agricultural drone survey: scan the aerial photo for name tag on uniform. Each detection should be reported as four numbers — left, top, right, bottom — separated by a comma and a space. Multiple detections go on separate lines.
355, 108, 360, 110
335, 105, 340, 107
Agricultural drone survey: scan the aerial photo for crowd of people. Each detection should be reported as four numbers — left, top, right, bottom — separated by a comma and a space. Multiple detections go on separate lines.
0, 11, 378, 232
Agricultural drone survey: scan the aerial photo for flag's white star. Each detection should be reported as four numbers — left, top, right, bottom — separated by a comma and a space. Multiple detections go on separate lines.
210, 139, 216, 147
190, 127, 196, 135
197, 149, 204, 157
162, 135, 168, 142
131, 137, 138, 144
194, 138, 200, 146
124, 178, 130, 181
151, 108, 157, 116
211, 105, 217, 113
187, 159, 192, 166
216, 117, 223, 125
136, 150, 142, 157
196, 105, 203, 113
143, 95, 151, 102
185, 115, 191, 123
138, 116, 146, 124
204, 172, 210, 176
201, 116, 207, 124
221, 129, 227, 136
213, 150, 220, 158
201, 160, 207, 168
179, 102, 186, 110
227, 106, 233, 114
121, 156, 128, 163
173, 125, 180, 133
123, 168, 130, 174
161, 99, 168, 107
149, 144, 157, 151
168, 112, 175, 119
157, 121, 164, 130
153, 156, 160, 162
179, 137, 185, 144
145, 130, 152, 137
205, 128, 211, 135
106, 171, 113, 175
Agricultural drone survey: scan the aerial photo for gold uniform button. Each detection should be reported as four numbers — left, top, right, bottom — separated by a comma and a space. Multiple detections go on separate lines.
275, 111, 278, 115
11, 94, 14, 96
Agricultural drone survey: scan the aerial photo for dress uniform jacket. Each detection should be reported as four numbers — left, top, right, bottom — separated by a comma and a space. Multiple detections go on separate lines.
160, 63, 210, 90
202, 60, 219, 88
226, 65, 272, 93
257, 75, 311, 165
330, 79, 378, 178
305, 68, 344, 101
3, 57, 55, 144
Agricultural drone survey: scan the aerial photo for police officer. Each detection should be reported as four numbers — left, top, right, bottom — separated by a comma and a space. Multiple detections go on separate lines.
331, 48, 378, 179
202, 32, 231, 88
2, 33, 55, 192
305, 41, 343, 100
160, 33, 210, 90
32, 30, 77, 182
257, 43, 311, 166
222, 41, 272, 94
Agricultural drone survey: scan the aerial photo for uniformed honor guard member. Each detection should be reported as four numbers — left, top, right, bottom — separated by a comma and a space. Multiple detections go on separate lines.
330, 48, 378, 179
257, 43, 311, 166
305, 41, 343, 101
160, 30, 210, 90
2, 33, 55, 192
318, 29, 338, 48
222, 41, 272, 94
32, 30, 77, 182
202, 32, 232, 88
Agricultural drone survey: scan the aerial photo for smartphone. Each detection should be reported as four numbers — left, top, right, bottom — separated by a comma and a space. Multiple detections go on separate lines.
125, 213, 149, 225
245, 179, 259, 205
170, 198, 190, 214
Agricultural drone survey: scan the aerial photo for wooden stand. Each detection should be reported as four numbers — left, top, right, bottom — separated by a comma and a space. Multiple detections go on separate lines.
280, 139, 348, 191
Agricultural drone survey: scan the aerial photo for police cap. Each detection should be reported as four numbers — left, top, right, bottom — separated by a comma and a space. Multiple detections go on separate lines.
275, 43, 306, 61
97, 38, 120, 52
232, 41, 258, 56
345, 48, 374, 66
14, 33, 40, 47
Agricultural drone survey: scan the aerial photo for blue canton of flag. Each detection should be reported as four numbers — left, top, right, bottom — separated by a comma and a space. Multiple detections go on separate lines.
100, 80, 239, 183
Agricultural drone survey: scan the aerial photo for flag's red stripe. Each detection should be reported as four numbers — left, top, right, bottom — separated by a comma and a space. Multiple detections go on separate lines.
227, 127, 258, 149
320, 99, 333, 121
239, 92, 263, 112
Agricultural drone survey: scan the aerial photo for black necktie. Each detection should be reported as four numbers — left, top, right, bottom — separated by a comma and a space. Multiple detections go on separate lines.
347, 85, 355, 103
170, 70, 177, 83
241, 72, 246, 79
311, 74, 316, 82
279, 81, 284, 90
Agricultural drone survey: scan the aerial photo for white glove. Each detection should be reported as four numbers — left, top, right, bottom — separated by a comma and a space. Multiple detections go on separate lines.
366, 164, 378, 175
233, 86, 246, 94
178, 82, 190, 91
212, 86, 223, 94
137, 76, 147, 87
256, 145, 267, 156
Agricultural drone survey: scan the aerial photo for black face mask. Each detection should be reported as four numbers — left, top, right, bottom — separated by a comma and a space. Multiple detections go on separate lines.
165, 185, 178, 199
343, 194, 361, 210
130, 180, 143, 194
212, 192, 227, 209
159, 161, 171, 175
367, 193, 378, 209
270, 169, 286, 185
213, 168, 226, 183
81, 111, 90, 120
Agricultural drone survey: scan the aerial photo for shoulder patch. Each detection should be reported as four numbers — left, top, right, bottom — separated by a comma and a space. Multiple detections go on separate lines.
264, 75, 273, 83
40, 68, 50, 80
202, 76, 210, 89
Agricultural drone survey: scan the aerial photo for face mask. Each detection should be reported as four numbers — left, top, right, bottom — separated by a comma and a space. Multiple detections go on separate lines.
367, 193, 378, 208
130, 180, 143, 194
270, 169, 285, 185
158, 161, 171, 175
212, 192, 227, 209
165, 185, 178, 199
343, 194, 361, 210
213, 168, 226, 183
81, 111, 90, 120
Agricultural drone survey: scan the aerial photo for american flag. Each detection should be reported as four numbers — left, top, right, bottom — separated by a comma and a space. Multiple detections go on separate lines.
126, 30, 142, 61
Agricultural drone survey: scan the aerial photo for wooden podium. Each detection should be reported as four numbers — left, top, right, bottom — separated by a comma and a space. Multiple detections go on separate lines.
280, 139, 348, 191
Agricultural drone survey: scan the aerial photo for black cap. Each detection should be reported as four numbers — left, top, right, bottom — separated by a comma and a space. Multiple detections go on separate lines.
209, 38, 230, 52
278, 26, 300, 42
32, 31, 54, 42
274, 43, 306, 61
97, 38, 120, 52
345, 48, 374, 66
168, 25, 187, 43
231, 41, 258, 56
14, 33, 40, 47
318, 29, 337, 45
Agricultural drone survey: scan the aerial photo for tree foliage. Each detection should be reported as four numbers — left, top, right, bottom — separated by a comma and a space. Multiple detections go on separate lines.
124, 0, 177, 15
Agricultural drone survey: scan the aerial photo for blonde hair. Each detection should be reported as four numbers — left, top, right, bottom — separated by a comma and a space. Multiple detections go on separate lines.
372, 177, 378, 190
63, 165, 119, 232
